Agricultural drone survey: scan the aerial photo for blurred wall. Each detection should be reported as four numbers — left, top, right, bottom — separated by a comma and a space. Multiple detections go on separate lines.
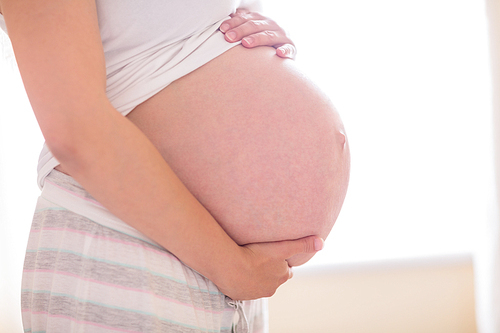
474, 0, 500, 332
269, 255, 476, 333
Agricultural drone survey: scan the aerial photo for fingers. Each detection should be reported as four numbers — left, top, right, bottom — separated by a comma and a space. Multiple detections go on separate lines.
240, 30, 291, 49
220, 9, 265, 33
277, 265, 293, 287
219, 10, 295, 53
275, 236, 324, 260
224, 20, 283, 44
276, 44, 297, 59
222, 236, 319, 299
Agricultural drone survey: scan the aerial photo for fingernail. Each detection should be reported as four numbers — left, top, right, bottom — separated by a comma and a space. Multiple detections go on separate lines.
226, 31, 237, 41
243, 37, 254, 45
314, 238, 324, 251
220, 23, 230, 33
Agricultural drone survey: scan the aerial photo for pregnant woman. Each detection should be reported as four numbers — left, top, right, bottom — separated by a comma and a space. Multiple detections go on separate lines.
0, 0, 349, 332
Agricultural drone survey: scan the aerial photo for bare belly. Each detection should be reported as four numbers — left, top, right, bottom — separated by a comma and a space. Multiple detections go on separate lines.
127, 45, 350, 262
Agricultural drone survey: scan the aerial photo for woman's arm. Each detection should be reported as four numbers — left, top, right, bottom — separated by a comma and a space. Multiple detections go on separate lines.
0, 0, 321, 300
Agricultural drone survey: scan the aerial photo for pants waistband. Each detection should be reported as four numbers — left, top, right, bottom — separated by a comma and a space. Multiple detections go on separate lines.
40, 170, 160, 248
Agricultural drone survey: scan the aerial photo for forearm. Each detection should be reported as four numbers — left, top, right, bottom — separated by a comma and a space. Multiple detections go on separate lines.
50, 104, 322, 300
52, 102, 242, 287
2, 0, 321, 300
1, 0, 240, 286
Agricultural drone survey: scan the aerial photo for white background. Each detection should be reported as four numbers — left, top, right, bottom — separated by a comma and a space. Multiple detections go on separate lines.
263, 0, 493, 266
0, 0, 493, 330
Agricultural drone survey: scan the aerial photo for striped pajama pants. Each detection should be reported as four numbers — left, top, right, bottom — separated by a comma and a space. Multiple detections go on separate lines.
21, 170, 267, 333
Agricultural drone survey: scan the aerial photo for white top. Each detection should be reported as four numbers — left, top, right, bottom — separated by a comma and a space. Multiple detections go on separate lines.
0, 0, 261, 189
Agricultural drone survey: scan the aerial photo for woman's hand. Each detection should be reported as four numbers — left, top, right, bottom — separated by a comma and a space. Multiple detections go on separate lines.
219, 8, 296, 59
217, 235, 324, 300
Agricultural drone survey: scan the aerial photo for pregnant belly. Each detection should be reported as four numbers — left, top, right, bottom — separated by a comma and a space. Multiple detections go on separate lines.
127, 45, 350, 264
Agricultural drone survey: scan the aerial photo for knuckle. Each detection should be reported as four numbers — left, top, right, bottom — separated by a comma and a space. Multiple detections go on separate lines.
244, 11, 256, 19
232, 17, 245, 26
267, 284, 279, 297
278, 273, 289, 286
238, 12, 251, 20
247, 20, 260, 29
303, 238, 314, 253
263, 30, 278, 41
264, 30, 277, 37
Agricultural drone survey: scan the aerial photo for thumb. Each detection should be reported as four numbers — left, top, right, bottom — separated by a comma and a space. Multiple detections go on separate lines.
275, 235, 324, 259
276, 44, 296, 59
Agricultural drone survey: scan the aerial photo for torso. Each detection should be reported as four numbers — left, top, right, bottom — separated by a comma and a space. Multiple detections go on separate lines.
126, 45, 350, 265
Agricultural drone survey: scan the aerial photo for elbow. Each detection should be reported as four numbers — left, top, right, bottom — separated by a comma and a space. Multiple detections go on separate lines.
38, 101, 118, 172
44, 129, 83, 168
41, 116, 100, 174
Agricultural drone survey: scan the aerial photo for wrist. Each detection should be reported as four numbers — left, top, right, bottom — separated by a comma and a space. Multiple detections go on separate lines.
208, 244, 249, 297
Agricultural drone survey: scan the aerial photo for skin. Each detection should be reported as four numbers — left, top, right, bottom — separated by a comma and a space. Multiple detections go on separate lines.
0, 1, 346, 300
127, 45, 350, 266
220, 8, 297, 59
181, 10, 349, 265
